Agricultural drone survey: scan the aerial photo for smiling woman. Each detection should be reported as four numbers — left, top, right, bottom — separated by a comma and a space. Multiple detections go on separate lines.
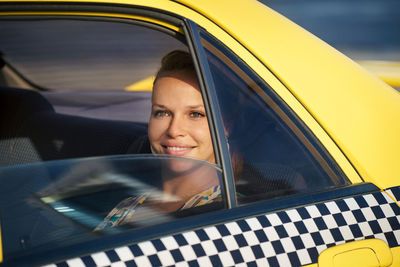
149, 50, 215, 164
95, 50, 221, 230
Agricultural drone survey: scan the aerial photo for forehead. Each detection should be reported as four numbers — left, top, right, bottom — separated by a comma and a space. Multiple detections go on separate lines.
152, 73, 202, 105
156, 68, 198, 83
155, 69, 198, 89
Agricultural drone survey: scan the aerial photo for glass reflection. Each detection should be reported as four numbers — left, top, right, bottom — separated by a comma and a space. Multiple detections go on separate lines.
0, 155, 222, 259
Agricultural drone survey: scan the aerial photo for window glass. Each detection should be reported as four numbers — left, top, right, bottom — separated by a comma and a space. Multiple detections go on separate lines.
0, 156, 222, 260
200, 32, 350, 204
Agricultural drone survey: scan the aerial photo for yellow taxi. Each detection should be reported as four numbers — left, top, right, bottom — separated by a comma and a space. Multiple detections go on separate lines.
0, 0, 399, 266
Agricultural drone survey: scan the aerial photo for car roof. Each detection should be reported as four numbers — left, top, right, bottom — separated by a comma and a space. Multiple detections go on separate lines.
1, 0, 399, 188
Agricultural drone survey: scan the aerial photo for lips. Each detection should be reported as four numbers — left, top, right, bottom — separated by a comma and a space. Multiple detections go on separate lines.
162, 143, 194, 156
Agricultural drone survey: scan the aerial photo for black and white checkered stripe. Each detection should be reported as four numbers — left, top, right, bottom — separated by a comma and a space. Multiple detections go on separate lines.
386, 186, 400, 204
46, 190, 400, 267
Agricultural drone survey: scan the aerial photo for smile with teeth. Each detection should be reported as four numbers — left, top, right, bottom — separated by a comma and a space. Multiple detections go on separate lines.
166, 146, 190, 151
162, 144, 194, 155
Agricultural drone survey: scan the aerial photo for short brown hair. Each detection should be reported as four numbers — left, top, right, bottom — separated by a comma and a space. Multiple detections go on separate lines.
154, 50, 196, 84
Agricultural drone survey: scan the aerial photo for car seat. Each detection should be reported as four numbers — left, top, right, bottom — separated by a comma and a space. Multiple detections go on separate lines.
0, 87, 147, 166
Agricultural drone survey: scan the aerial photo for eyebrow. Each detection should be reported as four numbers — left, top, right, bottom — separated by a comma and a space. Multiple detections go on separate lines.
152, 104, 166, 109
152, 104, 205, 109
187, 105, 204, 109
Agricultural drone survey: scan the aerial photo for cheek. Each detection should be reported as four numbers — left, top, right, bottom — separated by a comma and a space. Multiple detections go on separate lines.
194, 127, 215, 163
191, 122, 213, 147
148, 118, 166, 142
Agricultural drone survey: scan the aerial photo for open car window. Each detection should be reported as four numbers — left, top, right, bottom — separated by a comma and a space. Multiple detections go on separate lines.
0, 16, 227, 261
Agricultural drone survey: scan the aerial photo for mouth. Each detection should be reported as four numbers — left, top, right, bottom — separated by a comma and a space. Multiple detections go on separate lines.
162, 144, 194, 156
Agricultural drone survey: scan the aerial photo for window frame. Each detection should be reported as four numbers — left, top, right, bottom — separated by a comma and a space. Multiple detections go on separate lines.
183, 19, 237, 209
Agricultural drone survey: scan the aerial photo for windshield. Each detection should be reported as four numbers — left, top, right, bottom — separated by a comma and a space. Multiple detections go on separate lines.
0, 155, 222, 260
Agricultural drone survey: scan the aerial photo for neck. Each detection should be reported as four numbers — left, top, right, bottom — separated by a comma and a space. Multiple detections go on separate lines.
162, 163, 219, 203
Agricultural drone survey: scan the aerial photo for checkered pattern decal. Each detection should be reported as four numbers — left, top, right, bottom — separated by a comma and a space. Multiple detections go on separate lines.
46, 190, 400, 267
385, 186, 400, 203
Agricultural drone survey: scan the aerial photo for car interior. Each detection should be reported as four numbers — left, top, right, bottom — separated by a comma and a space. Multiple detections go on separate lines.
0, 85, 149, 167
0, 18, 178, 167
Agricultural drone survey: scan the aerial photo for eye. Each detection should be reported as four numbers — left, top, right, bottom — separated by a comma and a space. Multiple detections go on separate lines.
153, 110, 170, 118
189, 111, 205, 119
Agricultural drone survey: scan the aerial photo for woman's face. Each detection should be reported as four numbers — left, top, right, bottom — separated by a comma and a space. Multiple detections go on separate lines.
148, 71, 215, 164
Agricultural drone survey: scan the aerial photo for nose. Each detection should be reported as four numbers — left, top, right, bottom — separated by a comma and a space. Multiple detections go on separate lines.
167, 115, 186, 138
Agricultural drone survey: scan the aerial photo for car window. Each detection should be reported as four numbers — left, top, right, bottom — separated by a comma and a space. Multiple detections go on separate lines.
199, 32, 351, 205
0, 16, 228, 261
0, 155, 223, 260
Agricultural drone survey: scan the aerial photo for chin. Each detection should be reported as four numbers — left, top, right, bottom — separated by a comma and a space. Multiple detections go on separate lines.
164, 156, 200, 175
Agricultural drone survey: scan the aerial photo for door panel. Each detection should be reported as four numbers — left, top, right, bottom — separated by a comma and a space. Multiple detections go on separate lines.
45, 189, 400, 266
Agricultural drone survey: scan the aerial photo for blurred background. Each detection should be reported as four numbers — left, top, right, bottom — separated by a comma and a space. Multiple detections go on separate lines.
262, 0, 400, 91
